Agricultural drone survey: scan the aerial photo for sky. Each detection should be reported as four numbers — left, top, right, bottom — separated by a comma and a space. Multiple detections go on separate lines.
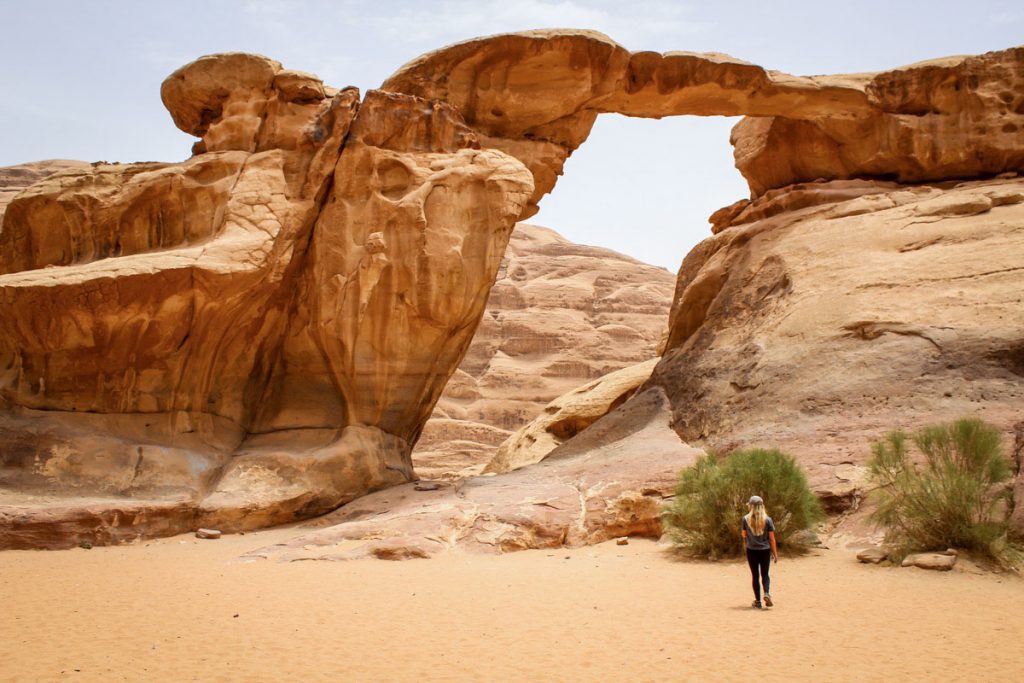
2, 0, 1022, 270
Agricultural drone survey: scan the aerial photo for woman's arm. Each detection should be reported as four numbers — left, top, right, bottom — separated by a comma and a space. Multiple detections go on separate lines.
768, 531, 778, 562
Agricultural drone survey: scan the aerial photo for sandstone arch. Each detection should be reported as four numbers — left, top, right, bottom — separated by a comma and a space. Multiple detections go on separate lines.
381, 30, 1024, 210
1, 30, 1022, 547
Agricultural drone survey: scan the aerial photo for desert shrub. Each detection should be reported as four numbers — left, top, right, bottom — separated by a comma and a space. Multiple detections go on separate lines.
868, 418, 1015, 562
663, 448, 824, 559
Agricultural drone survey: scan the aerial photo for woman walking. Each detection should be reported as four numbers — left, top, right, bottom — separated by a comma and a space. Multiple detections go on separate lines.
741, 495, 778, 609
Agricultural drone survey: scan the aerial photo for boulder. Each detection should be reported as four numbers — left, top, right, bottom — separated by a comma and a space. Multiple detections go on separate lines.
857, 547, 889, 564
484, 358, 660, 474
901, 553, 957, 571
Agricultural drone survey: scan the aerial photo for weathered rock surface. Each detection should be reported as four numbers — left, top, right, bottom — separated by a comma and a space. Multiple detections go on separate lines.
645, 176, 1024, 504
1009, 420, 1024, 540
0, 494, 197, 550
0, 54, 532, 548
382, 31, 1024, 208
248, 387, 704, 561
415, 224, 672, 479
856, 547, 889, 564
901, 552, 957, 571
0, 160, 90, 225
253, 29, 1022, 555
484, 358, 659, 474
4, 32, 1024, 550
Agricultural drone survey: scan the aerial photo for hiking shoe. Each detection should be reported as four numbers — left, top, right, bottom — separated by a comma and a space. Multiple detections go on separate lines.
751, 600, 762, 609
764, 594, 773, 607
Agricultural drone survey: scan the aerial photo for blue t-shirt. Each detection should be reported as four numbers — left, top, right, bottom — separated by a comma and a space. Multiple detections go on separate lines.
742, 516, 775, 551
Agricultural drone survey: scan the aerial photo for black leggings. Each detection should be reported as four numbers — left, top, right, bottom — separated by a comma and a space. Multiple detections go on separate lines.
746, 548, 772, 600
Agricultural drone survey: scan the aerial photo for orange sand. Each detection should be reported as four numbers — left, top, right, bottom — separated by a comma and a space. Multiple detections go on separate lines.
1, 531, 1022, 682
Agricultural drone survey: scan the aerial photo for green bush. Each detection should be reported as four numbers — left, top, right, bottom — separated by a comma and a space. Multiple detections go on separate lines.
868, 418, 1015, 562
663, 448, 824, 559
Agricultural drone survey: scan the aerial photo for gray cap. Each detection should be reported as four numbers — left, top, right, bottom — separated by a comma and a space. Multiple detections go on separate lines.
748, 495, 763, 505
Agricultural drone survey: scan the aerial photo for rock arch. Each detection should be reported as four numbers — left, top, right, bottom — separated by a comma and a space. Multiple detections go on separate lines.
1, 30, 1022, 547
380, 30, 1024, 211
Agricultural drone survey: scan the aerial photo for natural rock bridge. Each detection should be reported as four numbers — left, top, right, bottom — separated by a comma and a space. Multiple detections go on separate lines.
1, 30, 1022, 548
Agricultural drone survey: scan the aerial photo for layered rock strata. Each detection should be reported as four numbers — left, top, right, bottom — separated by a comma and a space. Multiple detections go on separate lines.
414, 224, 672, 479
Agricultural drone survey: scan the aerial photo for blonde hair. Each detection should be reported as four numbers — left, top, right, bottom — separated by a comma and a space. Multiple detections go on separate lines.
745, 500, 767, 535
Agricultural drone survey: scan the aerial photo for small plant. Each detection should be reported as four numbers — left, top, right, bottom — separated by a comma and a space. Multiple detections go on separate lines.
663, 448, 824, 559
868, 417, 1015, 563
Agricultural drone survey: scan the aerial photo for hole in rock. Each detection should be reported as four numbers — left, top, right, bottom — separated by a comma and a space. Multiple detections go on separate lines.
412, 114, 749, 480
534, 114, 747, 272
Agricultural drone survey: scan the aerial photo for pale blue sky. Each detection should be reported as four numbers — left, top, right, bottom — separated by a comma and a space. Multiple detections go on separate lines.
2, 1, 1021, 269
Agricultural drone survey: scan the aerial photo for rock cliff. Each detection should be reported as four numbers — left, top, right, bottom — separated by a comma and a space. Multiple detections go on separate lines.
414, 224, 672, 479
2, 31, 1022, 550
0, 55, 532, 547
650, 175, 1024, 513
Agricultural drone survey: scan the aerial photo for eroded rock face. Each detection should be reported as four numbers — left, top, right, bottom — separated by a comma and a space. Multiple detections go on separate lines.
733, 50, 1024, 195
0, 54, 532, 547
484, 358, 659, 475
247, 387, 704, 561
414, 224, 673, 478
651, 176, 1024, 502
0, 160, 91, 226
1009, 420, 1024, 541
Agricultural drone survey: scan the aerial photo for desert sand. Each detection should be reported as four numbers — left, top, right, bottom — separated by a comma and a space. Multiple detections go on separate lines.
2, 533, 1021, 682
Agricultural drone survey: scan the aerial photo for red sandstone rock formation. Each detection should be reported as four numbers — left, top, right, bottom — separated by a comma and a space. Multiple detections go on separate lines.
414, 224, 673, 479
655, 176, 1024, 510
255, 175, 1024, 558
249, 387, 703, 561
2, 31, 1022, 550
0, 55, 532, 547
0, 160, 90, 225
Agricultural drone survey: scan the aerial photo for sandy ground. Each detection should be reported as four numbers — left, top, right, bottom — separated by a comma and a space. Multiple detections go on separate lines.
1, 530, 1022, 682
